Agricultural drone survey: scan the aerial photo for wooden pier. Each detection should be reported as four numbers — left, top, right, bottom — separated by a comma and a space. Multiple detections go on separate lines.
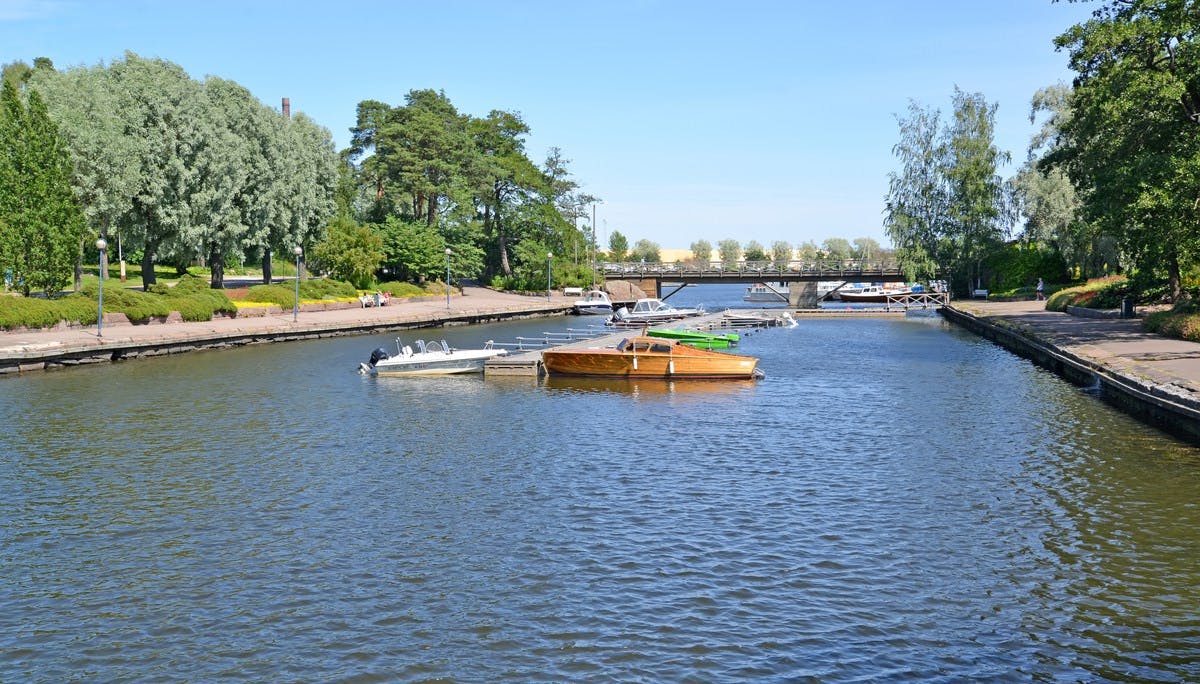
483, 309, 793, 376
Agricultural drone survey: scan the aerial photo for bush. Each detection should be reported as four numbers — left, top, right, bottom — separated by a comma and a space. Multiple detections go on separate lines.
246, 284, 297, 309
1145, 298, 1200, 342
1045, 276, 1128, 311
376, 281, 428, 298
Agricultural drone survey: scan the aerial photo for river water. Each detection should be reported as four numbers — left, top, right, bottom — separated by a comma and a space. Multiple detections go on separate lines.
2, 285, 1198, 682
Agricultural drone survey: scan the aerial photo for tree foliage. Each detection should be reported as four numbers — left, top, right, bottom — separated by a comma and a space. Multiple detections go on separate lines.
0, 79, 85, 296
717, 238, 741, 265
885, 89, 1010, 292
690, 239, 713, 263
1048, 0, 1200, 298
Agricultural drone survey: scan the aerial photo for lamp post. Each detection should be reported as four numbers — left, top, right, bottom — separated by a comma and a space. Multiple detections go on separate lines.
292, 245, 302, 322
444, 247, 452, 309
96, 238, 107, 337
547, 252, 553, 300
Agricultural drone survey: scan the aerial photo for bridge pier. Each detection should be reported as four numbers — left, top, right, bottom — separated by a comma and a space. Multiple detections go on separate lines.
789, 281, 818, 308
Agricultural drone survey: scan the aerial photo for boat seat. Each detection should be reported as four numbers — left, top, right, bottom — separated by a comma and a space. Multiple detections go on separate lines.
402, 345, 413, 357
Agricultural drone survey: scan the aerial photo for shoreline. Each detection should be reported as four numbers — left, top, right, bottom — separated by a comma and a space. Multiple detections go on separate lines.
941, 300, 1200, 445
0, 286, 575, 375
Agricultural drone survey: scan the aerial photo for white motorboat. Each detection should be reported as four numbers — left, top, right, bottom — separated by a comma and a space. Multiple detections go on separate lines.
359, 338, 508, 376
607, 298, 705, 326
835, 285, 914, 303
743, 282, 788, 302
573, 289, 614, 315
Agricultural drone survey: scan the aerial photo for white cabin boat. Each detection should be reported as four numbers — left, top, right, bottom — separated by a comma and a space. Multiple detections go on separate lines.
359, 338, 508, 376
835, 285, 914, 303
743, 283, 788, 302
607, 298, 705, 326
573, 289, 614, 315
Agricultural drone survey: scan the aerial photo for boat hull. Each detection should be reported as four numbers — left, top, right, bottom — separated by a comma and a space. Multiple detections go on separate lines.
542, 337, 759, 379
363, 348, 508, 376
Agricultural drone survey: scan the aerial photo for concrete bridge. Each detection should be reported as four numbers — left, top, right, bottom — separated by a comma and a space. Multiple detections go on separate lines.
599, 259, 909, 307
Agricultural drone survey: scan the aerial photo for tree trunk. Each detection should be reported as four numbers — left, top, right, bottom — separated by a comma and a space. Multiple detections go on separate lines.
262, 247, 273, 284
141, 246, 157, 289
1169, 250, 1182, 301
427, 194, 438, 226
209, 246, 225, 289
74, 236, 83, 292
498, 229, 511, 277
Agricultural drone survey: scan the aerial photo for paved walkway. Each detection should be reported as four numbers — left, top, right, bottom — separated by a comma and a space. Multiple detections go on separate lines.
0, 287, 575, 370
950, 298, 1200, 403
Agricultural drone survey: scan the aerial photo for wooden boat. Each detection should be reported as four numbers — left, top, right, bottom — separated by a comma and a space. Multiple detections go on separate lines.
573, 289, 614, 315
647, 328, 739, 349
359, 338, 507, 376
541, 335, 762, 379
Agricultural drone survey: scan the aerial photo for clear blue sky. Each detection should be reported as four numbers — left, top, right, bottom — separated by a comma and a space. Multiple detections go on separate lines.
2, 0, 1096, 250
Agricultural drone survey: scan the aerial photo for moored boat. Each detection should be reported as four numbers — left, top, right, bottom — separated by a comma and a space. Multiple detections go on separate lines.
359, 338, 508, 376
647, 328, 740, 349
607, 298, 705, 326
541, 335, 762, 379
573, 289, 614, 315
835, 285, 914, 303
743, 282, 788, 302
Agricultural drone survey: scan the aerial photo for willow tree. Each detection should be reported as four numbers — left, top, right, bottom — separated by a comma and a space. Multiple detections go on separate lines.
31, 62, 141, 289
1050, 0, 1200, 299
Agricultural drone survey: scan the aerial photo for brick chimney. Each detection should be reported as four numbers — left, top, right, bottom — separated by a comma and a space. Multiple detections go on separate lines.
282, 97, 290, 119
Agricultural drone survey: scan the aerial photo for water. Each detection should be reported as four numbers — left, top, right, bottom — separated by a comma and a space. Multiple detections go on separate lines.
2, 285, 1199, 682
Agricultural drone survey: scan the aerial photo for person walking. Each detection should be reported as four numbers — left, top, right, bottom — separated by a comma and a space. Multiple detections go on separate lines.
1036, 277, 1045, 301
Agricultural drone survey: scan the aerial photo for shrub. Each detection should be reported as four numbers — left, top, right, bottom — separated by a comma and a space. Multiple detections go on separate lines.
246, 284, 297, 309
376, 281, 426, 298
1045, 276, 1128, 311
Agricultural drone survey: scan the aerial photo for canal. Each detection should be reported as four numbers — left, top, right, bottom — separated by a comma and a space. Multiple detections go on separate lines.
2, 285, 1198, 681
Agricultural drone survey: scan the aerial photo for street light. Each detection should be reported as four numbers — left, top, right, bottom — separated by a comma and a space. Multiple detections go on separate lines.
547, 252, 553, 300
292, 245, 302, 322
95, 238, 107, 337
444, 247, 452, 309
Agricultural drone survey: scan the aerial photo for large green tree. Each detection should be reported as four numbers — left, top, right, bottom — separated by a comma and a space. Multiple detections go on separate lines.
885, 90, 1009, 292
1050, 0, 1200, 298
31, 62, 140, 289
0, 79, 85, 296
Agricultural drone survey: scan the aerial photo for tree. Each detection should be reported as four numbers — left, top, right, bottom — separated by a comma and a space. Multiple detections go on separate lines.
717, 238, 741, 265
106, 53, 213, 289
690, 239, 713, 263
795, 240, 820, 261
608, 230, 628, 261
944, 87, 1010, 290
630, 239, 660, 263
885, 90, 1009, 292
1050, 1, 1200, 298
885, 101, 947, 282
742, 240, 767, 261
821, 237, 852, 260
31, 63, 141, 289
378, 216, 445, 282
312, 216, 383, 288
851, 237, 881, 261
0, 80, 85, 296
770, 240, 792, 267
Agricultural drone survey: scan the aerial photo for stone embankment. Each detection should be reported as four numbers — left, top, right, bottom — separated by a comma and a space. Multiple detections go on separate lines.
0, 286, 574, 375
943, 299, 1200, 443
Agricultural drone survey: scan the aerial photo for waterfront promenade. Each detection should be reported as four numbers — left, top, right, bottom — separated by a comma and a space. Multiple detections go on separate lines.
0, 286, 574, 374
946, 299, 1200, 441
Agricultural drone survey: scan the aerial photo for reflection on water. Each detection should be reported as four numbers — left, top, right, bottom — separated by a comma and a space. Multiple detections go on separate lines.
542, 375, 761, 399
2, 299, 1199, 682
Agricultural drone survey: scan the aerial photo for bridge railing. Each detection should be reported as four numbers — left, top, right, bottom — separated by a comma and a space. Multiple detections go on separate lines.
598, 259, 905, 278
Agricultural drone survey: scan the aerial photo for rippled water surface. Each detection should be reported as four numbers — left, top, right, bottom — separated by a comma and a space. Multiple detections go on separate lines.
3, 286, 1199, 682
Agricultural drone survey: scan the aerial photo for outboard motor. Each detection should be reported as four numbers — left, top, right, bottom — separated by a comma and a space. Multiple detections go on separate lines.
369, 347, 389, 366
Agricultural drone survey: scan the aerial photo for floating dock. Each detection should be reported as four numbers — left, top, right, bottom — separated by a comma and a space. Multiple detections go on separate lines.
484, 309, 792, 376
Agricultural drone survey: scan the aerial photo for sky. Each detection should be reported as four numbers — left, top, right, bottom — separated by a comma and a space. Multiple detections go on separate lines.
0, 0, 1098, 250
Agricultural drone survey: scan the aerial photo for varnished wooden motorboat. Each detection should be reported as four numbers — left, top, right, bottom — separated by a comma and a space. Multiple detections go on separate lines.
541, 336, 762, 379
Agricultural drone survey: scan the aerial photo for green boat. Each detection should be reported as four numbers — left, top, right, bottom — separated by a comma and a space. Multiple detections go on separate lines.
647, 329, 740, 349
